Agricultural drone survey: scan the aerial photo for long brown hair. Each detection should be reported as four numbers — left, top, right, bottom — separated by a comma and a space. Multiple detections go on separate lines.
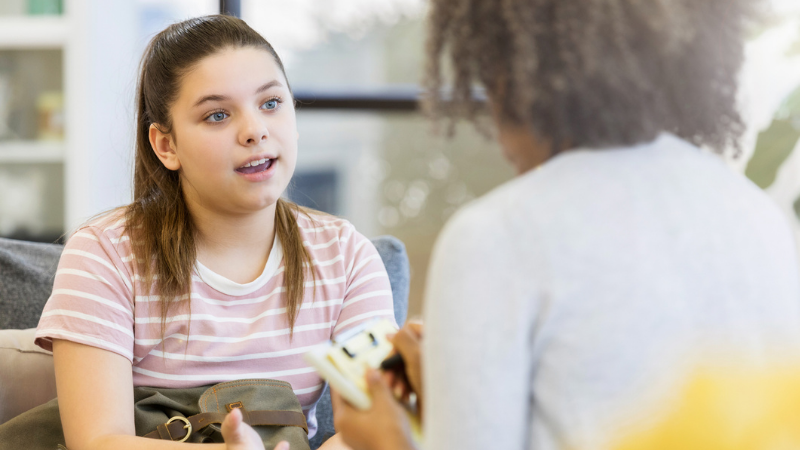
424, 0, 755, 156
126, 15, 315, 339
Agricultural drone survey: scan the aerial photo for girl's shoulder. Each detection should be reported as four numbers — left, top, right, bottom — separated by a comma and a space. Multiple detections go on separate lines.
295, 209, 352, 233
65, 208, 130, 251
293, 209, 365, 247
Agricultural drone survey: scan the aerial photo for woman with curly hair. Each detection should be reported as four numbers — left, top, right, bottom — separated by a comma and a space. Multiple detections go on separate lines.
332, 1, 800, 449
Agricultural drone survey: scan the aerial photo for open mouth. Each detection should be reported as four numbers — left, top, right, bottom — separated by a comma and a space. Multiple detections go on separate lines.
235, 158, 275, 174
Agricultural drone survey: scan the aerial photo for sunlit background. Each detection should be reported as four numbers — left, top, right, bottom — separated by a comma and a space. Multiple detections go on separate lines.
0, 0, 798, 316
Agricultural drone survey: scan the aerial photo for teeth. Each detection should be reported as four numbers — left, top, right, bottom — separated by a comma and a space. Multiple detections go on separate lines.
240, 158, 272, 169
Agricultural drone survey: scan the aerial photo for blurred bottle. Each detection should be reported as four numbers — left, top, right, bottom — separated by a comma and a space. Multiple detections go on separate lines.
36, 91, 63, 141
0, 167, 46, 238
27, 0, 62, 15
0, 57, 11, 141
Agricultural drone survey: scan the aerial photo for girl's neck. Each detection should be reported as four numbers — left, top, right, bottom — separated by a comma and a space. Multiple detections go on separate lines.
189, 201, 278, 284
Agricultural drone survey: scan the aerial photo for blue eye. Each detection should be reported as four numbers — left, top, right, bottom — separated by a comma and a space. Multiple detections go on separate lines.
263, 99, 279, 110
206, 111, 228, 122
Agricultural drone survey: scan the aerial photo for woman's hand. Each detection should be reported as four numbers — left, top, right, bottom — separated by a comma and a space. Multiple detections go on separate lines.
222, 407, 288, 450
387, 322, 424, 413
331, 369, 415, 450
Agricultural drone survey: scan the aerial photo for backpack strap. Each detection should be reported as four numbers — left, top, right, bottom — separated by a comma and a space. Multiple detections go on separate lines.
143, 410, 308, 442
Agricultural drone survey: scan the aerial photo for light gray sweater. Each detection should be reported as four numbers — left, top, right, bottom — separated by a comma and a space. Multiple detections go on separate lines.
422, 134, 800, 450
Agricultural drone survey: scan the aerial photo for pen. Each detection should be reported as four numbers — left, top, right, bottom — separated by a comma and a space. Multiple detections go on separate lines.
380, 353, 405, 372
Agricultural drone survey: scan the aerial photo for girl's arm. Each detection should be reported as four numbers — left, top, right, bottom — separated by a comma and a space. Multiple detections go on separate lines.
53, 339, 280, 450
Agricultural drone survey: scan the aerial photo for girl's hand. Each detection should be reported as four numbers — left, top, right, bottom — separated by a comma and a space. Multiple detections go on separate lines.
331, 369, 415, 450
222, 407, 289, 450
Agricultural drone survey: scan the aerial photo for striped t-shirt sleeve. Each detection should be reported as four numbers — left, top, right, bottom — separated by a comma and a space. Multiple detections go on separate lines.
35, 225, 136, 361
333, 227, 397, 335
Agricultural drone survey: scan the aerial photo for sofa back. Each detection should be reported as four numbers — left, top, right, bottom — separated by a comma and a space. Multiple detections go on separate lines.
0, 235, 409, 330
0, 238, 63, 330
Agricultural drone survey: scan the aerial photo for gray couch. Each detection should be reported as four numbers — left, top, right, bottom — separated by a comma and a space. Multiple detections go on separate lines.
0, 235, 410, 449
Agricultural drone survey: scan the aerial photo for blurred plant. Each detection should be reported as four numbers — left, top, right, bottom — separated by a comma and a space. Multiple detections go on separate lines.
742, 0, 800, 223
745, 87, 800, 191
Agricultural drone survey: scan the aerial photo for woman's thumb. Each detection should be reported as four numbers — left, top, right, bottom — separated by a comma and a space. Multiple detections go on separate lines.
365, 368, 393, 400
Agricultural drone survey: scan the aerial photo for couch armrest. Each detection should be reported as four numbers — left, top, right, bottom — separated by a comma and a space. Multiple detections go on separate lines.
0, 328, 57, 425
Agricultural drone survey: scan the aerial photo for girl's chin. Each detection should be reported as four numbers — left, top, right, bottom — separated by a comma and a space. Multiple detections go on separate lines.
207, 197, 282, 217
241, 198, 281, 212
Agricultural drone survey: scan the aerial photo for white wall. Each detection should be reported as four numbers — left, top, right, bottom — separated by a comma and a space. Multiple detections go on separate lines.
64, 0, 218, 233
65, 0, 138, 232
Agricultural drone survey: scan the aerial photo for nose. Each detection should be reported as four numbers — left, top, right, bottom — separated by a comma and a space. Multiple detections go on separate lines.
238, 109, 269, 146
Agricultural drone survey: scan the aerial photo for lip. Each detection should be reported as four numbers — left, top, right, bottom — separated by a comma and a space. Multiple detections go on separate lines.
235, 157, 278, 182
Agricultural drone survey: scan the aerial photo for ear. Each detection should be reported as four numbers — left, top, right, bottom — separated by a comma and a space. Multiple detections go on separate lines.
149, 123, 181, 171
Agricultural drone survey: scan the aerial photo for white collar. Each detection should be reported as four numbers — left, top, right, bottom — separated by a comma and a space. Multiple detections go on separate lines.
193, 233, 283, 296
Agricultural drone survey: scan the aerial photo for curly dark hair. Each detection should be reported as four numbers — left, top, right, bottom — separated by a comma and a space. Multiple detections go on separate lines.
423, 0, 756, 155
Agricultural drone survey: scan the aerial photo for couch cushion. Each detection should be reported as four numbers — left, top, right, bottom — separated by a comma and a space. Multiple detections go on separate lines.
370, 235, 410, 327
0, 238, 63, 330
0, 328, 57, 424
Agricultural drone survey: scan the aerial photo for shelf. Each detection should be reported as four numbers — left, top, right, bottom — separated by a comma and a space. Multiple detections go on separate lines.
0, 140, 64, 162
0, 16, 67, 49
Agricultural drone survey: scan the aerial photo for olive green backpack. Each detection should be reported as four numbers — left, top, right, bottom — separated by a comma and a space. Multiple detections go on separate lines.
0, 379, 310, 449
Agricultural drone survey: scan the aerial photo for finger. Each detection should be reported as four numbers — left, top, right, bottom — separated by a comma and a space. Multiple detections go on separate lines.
221, 407, 245, 443
383, 370, 411, 399
272, 441, 290, 450
393, 382, 407, 401
390, 328, 420, 363
330, 387, 342, 409
395, 325, 421, 346
382, 368, 400, 386
406, 321, 423, 337
331, 387, 344, 411
365, 368, 396, 401
331, 387, 359, 435
330, 387, 352, 413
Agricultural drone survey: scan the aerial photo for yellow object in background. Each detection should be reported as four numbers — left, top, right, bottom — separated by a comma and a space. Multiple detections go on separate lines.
613, 366, 800, 450
36, 91, 63, 141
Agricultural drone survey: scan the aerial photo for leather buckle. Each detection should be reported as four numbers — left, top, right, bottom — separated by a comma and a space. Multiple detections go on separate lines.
166, 416, 192, 442
226, 401, 244, 412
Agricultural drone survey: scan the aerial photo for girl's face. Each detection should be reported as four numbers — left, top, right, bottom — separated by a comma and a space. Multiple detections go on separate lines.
150, 46, 298, 217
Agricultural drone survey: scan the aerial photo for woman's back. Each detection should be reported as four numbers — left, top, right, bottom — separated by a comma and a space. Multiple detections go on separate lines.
422, 133, 800, 450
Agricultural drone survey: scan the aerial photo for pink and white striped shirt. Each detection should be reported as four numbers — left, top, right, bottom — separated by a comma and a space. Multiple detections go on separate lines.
35, 210, 396, 436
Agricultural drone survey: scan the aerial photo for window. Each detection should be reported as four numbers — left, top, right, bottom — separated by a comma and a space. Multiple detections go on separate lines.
241, 1, 514, 316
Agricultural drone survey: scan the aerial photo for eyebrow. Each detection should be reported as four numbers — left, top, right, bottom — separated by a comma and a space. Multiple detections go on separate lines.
192, 80, 283, 108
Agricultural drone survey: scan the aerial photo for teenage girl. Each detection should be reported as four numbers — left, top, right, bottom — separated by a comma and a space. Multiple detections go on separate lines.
33, 15, 395, 450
